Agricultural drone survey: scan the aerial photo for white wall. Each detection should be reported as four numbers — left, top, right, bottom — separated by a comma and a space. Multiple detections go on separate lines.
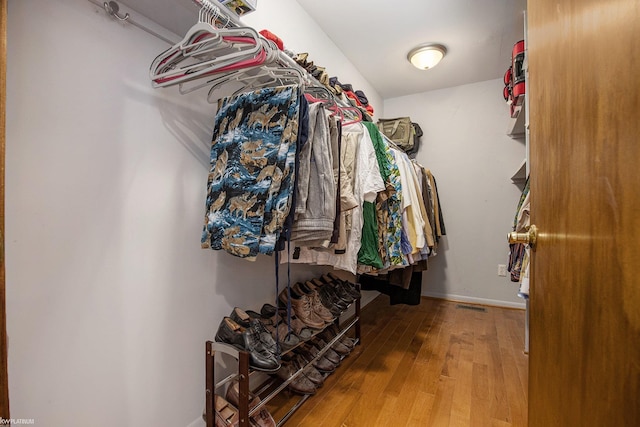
385, 79, 526, 308
5, 0, 376, 426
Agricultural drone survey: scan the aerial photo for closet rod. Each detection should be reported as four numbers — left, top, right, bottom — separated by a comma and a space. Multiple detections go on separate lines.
87, 0, 176, 45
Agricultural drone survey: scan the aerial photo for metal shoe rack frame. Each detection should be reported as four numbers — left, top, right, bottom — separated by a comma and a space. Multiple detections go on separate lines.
204, 291, 361, 427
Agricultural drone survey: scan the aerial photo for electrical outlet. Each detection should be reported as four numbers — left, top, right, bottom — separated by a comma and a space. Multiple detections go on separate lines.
498, 264, 507, 277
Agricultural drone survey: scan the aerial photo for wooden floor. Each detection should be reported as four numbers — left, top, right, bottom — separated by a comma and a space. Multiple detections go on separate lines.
266, 295, 528, 427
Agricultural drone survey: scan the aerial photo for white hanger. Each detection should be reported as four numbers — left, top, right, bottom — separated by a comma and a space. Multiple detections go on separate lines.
150, 27, 264, 88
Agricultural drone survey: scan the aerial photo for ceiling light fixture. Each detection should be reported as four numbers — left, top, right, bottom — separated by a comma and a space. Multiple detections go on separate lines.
407, 44, 447, 70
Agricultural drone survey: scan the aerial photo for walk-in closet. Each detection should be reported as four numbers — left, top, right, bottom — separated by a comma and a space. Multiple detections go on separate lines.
2, 1, 638, 426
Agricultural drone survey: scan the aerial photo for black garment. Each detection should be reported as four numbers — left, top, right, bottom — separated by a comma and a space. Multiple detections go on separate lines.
330, 120, 342, 244
359, 270, 423, 306
276, 95, 309, 251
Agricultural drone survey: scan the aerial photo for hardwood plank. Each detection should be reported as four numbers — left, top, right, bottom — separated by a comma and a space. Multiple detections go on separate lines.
407, 390, 435, 426
470, 362, 491, 427
270, 296, 527, 427
0, 0, 8, 419
383, 304, 442, 427
486, 315, 511, 423
426, 375, 455, 426
382, 305, 435, 396
449, 308, 474, 427
499, 346, 527, 427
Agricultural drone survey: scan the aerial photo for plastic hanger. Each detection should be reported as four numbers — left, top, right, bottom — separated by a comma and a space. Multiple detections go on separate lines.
150, 28, 264, 87
339, 106, 363, 126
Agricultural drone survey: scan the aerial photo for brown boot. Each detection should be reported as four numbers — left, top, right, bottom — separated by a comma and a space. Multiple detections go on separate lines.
295, 282, 335, 323
289, 292, 325, 329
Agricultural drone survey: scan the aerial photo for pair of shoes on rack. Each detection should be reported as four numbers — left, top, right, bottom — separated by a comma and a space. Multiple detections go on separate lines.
319, 274, 360, 302
276, 353, 325, 395
294, 343, 339, 374
214, 317, 280, 372
325, 272, 361, 299
319, 323, 357, 353
308, 281, 347, 316
293, 282, 335, 322
225, 379, 276, 427
231, 307, 300, 351
308, 278, 353, 310
308, 339, 342, 365
261, 303, 314, 342
314, 332, 351, 356
278, 284, 329, 330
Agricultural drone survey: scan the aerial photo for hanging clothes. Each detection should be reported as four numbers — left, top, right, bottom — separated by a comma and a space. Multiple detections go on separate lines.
201, 84, 301, 259
291, 102, 336, 247
357, 122, 389, 269
286, 121, 385, 274
508, 177, 530, 283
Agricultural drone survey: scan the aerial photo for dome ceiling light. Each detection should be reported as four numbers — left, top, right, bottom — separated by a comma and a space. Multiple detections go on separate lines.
407, 44, 447, 70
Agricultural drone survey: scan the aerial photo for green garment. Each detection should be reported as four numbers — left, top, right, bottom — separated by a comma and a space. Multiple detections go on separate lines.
357, 201, 384, 268
357, 122, 391, 268
363, 122, 390, 182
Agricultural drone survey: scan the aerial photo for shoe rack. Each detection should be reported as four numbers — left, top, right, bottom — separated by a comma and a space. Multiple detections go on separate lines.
204, 291, 361, 427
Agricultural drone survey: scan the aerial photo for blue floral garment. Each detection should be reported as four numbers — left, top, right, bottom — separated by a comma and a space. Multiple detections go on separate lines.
353, 124, 407, 270
201, 85, 301, 258
380, 146, 409, 268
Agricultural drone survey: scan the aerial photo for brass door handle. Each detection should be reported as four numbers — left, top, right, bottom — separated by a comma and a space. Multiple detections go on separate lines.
508, 224, 538, 248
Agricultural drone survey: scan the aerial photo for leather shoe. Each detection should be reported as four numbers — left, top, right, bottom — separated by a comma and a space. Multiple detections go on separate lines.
284, 286, 326, 329
215, 317, 246, 350
297, 347, 336, 374
327, 323, 356, 348
214, 395, 239, 427
319, 327, 353, 354
243, 320, 280, 372
325, 273, 361, 299
276, 360, 318, 395
262, 304, 313, 341
311, 278, 352, 306
230, 308, 283, 353
225, 380, 276, 427
312, 339, 341, 365
308, 280, 349, 311
290, 355, 324, 386
294, 282, 335, 323
310, 284, 344, 316
230, 307, 252, 328
215, 317, 280, 372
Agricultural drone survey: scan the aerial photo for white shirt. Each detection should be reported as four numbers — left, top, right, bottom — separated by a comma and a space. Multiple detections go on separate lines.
284, 122, 384, 274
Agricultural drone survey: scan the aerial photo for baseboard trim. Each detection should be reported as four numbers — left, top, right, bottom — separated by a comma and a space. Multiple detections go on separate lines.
421, 291, 526, 310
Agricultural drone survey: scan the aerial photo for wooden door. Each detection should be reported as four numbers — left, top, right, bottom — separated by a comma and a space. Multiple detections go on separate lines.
527, 0, 640, 425
0, 0, 8, 419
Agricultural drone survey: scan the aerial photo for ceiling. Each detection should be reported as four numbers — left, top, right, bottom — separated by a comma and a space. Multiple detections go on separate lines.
121, 0, 527, 99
